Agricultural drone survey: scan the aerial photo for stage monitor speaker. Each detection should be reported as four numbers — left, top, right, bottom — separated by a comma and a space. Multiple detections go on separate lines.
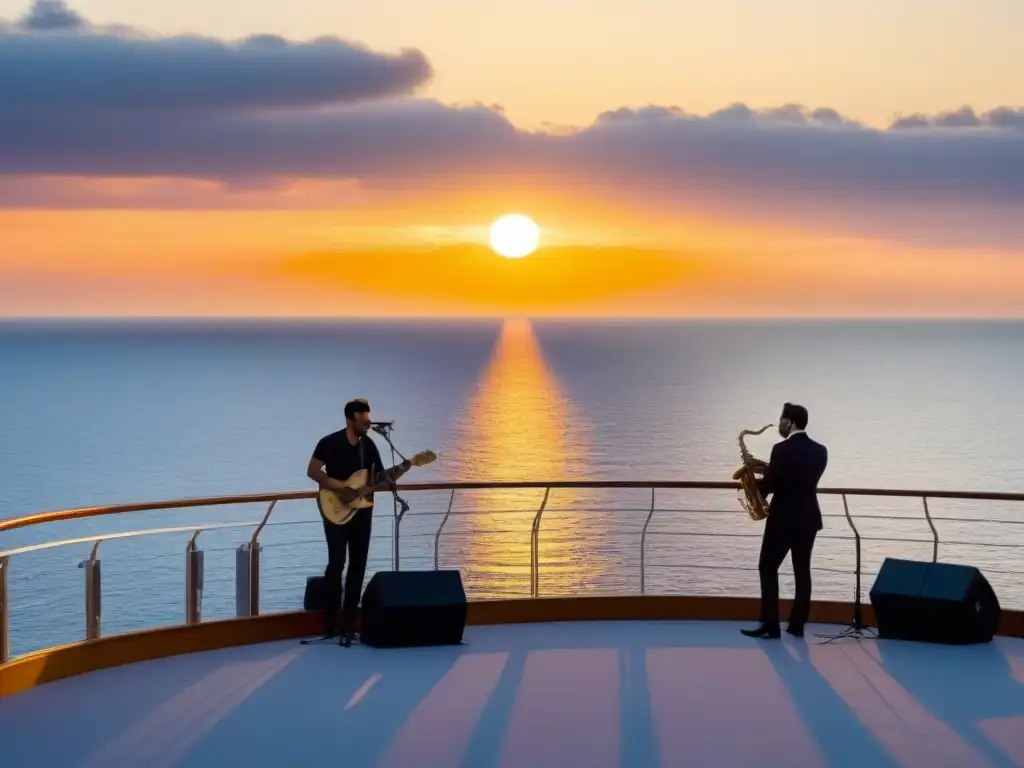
360, 570, 467, 648
303, 576, 326, 611
869, 558, 1001, 645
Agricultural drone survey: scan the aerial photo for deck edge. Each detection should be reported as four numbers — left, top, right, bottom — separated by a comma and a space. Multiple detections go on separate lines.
2, 595, 1022, 697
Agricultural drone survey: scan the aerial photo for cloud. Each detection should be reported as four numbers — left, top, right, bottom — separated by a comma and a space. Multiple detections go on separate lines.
891, 105, 1024, 131
18, 0, 83, 30
0, 1, 431, 111
3, 94, 1022, 207
1, 2, 1024, 251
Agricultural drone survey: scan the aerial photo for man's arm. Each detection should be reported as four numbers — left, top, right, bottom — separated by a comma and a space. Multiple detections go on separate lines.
756, 442, 783, 498
307, 457, 347, 491
306, 440, 348, 491
368, 441, 411, 488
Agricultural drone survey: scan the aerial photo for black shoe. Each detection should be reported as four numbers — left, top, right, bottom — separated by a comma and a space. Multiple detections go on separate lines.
339, 632, 357, 648
785, 624, 805, 638
740, 623, 781, 639
299, 632, 337, 645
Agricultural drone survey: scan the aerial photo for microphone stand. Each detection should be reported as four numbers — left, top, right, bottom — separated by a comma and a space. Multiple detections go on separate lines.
816, 494, 877, 644
370, 422, 411, 571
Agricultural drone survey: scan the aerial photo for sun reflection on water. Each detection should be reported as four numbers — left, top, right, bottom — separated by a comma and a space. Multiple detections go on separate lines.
443, 318, 614, 597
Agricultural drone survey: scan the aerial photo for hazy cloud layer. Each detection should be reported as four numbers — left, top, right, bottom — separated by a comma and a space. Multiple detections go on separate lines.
2, 1, 1023, 240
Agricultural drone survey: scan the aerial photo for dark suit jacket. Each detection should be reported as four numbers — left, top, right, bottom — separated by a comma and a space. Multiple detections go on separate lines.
756, 431, 828, 534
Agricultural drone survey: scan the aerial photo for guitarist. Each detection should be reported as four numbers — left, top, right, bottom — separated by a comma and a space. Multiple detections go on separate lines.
306, 398, 411, 645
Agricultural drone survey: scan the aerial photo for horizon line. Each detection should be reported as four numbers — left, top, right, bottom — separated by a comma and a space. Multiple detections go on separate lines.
2, 314, 1023, 323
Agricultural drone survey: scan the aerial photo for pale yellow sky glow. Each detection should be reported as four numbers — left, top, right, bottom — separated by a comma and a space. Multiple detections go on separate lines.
4, 0, 1019, 129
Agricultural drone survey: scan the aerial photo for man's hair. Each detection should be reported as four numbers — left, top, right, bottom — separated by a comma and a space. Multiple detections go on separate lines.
344, 398, 370, 421
782, 402, 809, 430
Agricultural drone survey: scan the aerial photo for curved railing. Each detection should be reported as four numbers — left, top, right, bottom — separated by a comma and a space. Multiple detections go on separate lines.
2, 480, 1024, 664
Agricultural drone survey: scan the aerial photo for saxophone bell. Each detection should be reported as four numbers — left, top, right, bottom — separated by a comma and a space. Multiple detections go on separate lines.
733, 423, 774, 521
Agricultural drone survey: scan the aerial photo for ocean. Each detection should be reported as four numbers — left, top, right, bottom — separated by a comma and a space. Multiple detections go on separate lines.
2, 318, 1023, 657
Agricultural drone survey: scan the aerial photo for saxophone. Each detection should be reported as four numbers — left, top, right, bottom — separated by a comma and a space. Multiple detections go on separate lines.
732, 423, 774, 521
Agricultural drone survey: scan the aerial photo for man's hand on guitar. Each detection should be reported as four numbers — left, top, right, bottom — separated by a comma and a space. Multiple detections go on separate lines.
333, 487, 361, 504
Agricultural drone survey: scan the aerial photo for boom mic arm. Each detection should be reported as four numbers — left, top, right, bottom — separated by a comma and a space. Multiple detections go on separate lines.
371, 422, 406, 461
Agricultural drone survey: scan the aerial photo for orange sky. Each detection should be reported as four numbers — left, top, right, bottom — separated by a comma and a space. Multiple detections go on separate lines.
3, 205, 1023, 318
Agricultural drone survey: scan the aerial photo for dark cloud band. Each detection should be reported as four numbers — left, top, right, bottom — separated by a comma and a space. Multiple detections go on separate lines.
0, 2, 431, 111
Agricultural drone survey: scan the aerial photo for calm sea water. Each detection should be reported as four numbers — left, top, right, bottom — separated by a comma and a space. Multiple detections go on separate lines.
2, 318, 1024, 657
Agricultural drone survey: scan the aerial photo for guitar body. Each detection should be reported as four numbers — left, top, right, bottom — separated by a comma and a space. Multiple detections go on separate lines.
318, 449, 437, 526
319, 470, 374, 526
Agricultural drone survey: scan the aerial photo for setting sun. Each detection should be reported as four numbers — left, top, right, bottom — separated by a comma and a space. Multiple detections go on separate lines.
489, 214, 541, 259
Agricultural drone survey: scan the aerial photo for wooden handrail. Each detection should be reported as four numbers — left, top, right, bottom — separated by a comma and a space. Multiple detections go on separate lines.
0, 491, 314, 533
2, 480, 1022, 535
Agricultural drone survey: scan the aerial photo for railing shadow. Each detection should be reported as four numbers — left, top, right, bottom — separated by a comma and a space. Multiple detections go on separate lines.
0, 641, 298, 766
760, 643, 896, 766
871, 637, 1024, 765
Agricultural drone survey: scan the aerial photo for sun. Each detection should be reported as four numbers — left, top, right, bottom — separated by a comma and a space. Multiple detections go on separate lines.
489, 214, 541, 258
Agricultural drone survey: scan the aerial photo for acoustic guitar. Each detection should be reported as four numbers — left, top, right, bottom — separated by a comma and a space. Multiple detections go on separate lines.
318, 450, 437, 525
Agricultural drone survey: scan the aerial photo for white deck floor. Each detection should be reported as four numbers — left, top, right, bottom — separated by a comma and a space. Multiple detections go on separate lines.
2, 620, 1024, 767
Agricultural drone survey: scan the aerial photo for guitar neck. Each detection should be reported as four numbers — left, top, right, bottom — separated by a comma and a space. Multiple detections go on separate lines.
366, 480, 397, 495
365, 463, 409, 494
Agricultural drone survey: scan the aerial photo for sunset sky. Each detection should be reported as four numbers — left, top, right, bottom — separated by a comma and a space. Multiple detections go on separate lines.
1, 0, 1023, 317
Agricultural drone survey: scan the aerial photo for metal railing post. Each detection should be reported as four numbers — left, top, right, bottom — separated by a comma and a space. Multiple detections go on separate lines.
394, 497, 411, 572
392, 495, 399, 571
922, 496, 939, 563
248, 541, 261, 617
250, 500, 275, 616
640, 488, 656, 595
434, 489, 456, 570
237, 500, 276, 617
839, 494, 864, 604
234, 541, 262, 617
530, 487, 551, 598
0, 556, 9, 664
234, 543, 253, 617
185, 530, 204, 625
78, 542, 102, 641
395, 505, 402, 572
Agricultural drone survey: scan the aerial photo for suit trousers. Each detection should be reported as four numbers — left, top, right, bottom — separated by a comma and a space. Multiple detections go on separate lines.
758, 521, 817, 626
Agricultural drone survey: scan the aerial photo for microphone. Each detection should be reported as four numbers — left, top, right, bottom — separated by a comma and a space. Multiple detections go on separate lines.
370, 421, 393, 436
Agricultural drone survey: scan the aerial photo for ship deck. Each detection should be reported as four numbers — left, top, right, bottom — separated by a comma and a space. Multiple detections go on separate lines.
3, 619, 1024, 768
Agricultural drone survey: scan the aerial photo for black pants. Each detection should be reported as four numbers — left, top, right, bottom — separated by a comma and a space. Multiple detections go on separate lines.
319, 505, 373, 635
758, 522, 817, 627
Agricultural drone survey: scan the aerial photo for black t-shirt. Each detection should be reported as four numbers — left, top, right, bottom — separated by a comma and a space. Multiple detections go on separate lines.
312, 431, 385, 503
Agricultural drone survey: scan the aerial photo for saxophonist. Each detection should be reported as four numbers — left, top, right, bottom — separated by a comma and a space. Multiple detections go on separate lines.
741, 402, 828, 639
